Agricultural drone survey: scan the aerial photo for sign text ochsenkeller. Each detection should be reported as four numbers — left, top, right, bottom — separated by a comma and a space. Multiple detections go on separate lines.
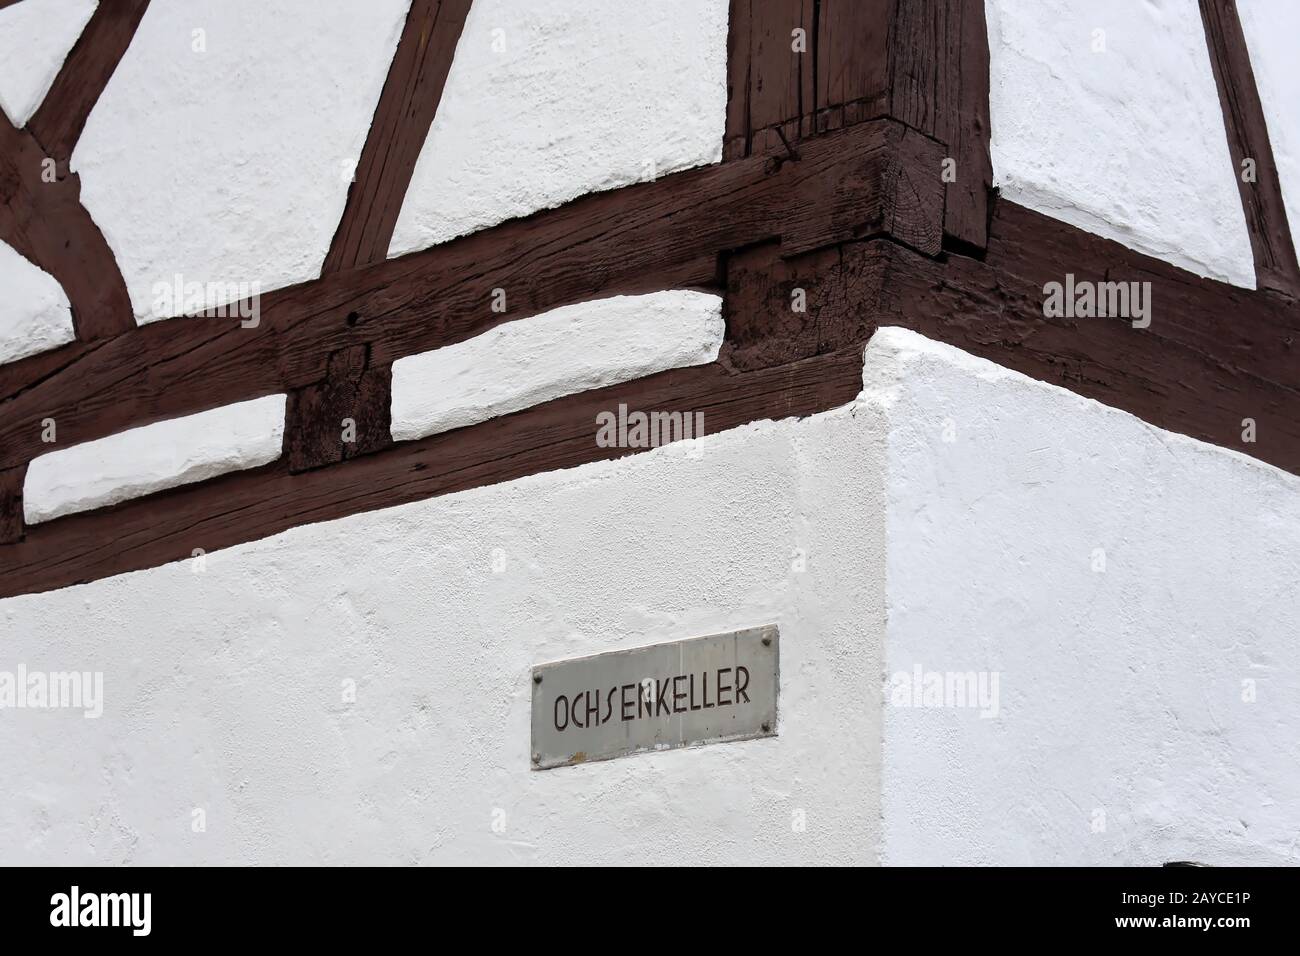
530, 625, 779, 770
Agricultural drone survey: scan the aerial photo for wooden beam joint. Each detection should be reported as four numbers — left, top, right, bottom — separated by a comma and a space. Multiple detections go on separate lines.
285, 344, 392, 473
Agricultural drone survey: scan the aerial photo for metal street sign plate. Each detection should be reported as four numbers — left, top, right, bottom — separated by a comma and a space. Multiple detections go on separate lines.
530, 625, 779, 770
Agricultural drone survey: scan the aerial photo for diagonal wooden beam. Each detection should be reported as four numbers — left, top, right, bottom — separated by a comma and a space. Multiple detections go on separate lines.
1200, 0, 1300, 296
0, 0, 145, 342
322, 0, 472, 274
0, 114, 133, 340
26, 0, 151, 167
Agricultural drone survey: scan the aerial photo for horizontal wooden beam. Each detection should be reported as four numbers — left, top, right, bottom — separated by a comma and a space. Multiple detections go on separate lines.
0, 347, 865, 598
726, 199, 1300, 474
0, 118, 944, 472
4, 192, 1298, 595
878, 201, 1300, 474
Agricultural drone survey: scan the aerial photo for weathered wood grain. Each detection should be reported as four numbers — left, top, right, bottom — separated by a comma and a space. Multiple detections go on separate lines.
726, 0, 990, 248
0, 465, 23, 545
0, 347, 866, 597
322, 0, 471, 274
0, 118, 943, 472
1200, 0, 1300, 296
0, 115, 133, 341
26, 0, 151, 168
285, 344, 392, 472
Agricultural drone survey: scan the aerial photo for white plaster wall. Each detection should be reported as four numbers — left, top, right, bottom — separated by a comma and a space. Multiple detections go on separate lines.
986, 0, 1255, 287
24, 394, 287, 524
0, 0, 97, 126
3, 330, 1298, 865
875, 329, 1300, 866
387, 0, 728, 258
0, 396, 886, 865
1237, 0, 1300, 255
72, 0, 410, 324
0, 240, 75, 365
390, 291, 724, 441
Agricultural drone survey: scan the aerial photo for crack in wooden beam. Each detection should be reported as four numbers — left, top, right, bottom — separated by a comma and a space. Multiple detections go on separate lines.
322, 0, 472, 275
724, 0, 992, 249
0, 118, 944, 472
1200, 0, 1300, 297
886, 0, 992, 251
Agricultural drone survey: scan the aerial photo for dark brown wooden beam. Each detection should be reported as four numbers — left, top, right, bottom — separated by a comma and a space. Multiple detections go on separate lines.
3, 0, 1294, 604
726, 0, 885, 161
0, 465, 24, 545
0, 118, 944, 472
0, 115, 134, 341
26, 0, 151, 168
893, 204, 1300, 470
322, 0, 471, 274
1200, 0, 1300, 296
726, 200, 1300, 475
724, 0, 992, 249
0, 347, 865, 598
285, 344, 392, 472
887, 0, 992, 250
4, 189, 1298, 594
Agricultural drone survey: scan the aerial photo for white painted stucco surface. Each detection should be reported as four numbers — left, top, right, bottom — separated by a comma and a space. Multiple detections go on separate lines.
387, 0, 728, 258
390, 291, 724, 441
0, 393, 886, 865
72, 0, 410, 324
0, 0, 97, 126
0, 240, 76, 365
23, 394, 287, 524
985, 0, 1255, 287
1237, 0, 1300, 255
876, 329, 1300, 866
2, 331, 1297, 865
